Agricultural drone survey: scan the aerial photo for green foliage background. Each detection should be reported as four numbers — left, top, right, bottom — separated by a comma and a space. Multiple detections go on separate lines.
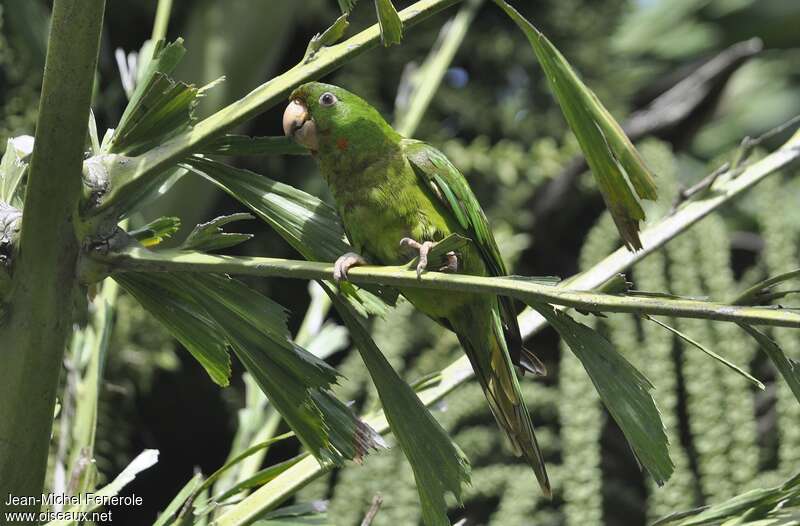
2, 0, 799, 524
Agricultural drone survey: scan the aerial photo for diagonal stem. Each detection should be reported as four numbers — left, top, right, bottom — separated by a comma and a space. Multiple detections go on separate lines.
518, 126, 800, 334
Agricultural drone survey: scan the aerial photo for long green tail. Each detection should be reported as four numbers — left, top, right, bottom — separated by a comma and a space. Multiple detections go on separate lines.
451, 303, 552, 498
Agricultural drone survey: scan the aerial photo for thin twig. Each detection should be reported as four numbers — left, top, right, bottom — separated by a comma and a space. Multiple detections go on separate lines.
671, 114, 800, 212
730, 114, 800, 170
360, 494, 384, 526
670, 162, 730, 212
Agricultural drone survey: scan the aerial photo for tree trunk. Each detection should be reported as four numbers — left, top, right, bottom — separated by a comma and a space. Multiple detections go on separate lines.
0, 0, 106, 521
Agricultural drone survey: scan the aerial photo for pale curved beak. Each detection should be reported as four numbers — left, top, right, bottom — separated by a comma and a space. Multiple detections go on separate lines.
283, 99, 318, 151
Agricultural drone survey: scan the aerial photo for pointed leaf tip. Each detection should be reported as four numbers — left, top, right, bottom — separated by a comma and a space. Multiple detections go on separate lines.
493, 0, 657, 251
375, 0, 403, 46
645, 316, 764, 390
181, 213, 255, 252
338, 0, 359, 13
741, 324, 800, 404
536, 304, 674, 485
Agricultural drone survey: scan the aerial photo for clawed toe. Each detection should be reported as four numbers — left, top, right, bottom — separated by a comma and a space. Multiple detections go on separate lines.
334, 252, 367, 282
399, 237, 421, 250
399, 237, 440, 277
440, 251, 458, 273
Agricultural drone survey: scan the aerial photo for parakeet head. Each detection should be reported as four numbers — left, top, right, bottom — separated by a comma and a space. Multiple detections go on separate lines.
283, 82, 399, 156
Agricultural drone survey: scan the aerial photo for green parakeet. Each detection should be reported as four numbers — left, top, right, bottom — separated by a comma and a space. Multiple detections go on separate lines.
283, 82, 551, 497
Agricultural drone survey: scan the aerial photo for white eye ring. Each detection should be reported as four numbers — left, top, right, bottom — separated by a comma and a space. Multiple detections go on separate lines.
319, 92, 337, 107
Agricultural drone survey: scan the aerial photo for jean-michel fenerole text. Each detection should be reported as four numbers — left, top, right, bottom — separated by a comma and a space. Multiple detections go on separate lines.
5, 492, 143, 507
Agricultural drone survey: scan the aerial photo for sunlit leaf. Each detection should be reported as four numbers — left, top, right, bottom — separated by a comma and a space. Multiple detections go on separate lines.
327, 288, 471, 526
212, 455, 305, 504
305, 14, 350, 60
88, 110, 101, 155
202, 135, 308, 156
741, 324, 800, 404
45, 450, 159, 526
0, 138, 29, 207
184, 157, 345, 260
652, 470, 800, 526
109, 38, 193, 155
216, 409, 280, 501
192, 439, 302, 519
493, 0, 657, 250
87, 39, 206, 218
192, 432, 296, 504
535, 304, 673, 485
256, 500, 331, 525
152, 473, 203, 526
110, 75, 199, 156
374, 0, 403, 46
87, 449, 159, 509
128, 216, 181, 247
116, 166, 188, 220
181, 213, 254, 252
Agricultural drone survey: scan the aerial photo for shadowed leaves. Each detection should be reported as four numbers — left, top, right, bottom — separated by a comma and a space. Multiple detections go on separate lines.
534, 304, 674, 485
326, 288, 471, 526
116, 271, 383, 467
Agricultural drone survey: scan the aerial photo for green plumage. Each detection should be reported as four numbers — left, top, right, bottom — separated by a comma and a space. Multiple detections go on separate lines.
288, 82, 551, 497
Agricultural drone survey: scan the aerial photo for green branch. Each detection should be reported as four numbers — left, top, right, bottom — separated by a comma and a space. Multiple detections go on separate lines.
102, 247, 800, 328
0, 0, 106, 518
91, 0, 462, 217
519, 126, 800, 333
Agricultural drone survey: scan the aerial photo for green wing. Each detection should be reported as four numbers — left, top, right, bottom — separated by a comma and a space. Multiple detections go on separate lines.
402, 139, 543, 375
402, 139, 506, 275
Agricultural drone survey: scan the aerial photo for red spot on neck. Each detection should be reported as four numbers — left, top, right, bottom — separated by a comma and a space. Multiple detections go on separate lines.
336, 137, 349, 151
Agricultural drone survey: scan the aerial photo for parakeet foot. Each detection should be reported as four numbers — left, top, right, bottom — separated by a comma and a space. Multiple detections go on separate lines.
333, 252, 367, 282
399, 237, 458, 277
441, 251, 458, 273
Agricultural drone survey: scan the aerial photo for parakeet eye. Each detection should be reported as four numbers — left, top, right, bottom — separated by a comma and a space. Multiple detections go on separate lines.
319, 92, 337, 107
